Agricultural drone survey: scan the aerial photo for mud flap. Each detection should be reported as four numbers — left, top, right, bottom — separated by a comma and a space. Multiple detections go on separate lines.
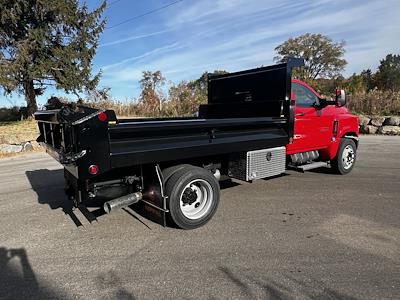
137, 165, 169, 227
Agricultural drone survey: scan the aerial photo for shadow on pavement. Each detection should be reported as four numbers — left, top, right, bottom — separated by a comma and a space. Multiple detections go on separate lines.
219, 179, 241, 190
25, 169, 152, 229
307, 167, 335, 174
25, 169, 253, 230
261, 172, 291, 181
219, 266, 357, 300
25, 169, 85, 227
95, 270, 137, 300
0, 247, 67, 299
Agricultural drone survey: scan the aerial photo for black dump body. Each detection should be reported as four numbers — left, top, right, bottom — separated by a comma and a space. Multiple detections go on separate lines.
35, 58, 304, 180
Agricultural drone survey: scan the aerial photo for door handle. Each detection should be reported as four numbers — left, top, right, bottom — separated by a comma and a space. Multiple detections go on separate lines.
295, 113, 305, 117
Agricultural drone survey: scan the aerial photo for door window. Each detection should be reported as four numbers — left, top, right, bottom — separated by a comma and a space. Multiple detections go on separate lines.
292, 83, 318, 107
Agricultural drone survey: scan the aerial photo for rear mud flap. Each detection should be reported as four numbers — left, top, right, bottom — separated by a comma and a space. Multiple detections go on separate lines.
137, 165, 169, 227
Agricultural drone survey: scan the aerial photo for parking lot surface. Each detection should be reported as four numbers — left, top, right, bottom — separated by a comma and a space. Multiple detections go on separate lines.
0, 135, 399, 299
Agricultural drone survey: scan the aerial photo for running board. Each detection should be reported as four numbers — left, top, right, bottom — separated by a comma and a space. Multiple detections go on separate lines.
289, 161, 329, 172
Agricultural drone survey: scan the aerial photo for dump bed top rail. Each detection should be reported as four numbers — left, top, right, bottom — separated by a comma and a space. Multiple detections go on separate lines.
110, 116, 285, 132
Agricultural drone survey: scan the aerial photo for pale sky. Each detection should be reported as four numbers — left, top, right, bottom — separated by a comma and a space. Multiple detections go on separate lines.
1, 0, 399, 107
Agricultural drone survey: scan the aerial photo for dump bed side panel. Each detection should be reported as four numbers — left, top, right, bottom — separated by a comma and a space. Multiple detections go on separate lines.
108, 117, 287, 168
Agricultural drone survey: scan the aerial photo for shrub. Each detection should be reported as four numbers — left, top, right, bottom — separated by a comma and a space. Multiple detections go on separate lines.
0, 106, 25, 121
347, 89, 400, 115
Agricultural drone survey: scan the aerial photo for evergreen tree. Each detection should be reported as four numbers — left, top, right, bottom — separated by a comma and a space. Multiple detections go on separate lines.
0, 0, 106, 115
375, 54, 400, 91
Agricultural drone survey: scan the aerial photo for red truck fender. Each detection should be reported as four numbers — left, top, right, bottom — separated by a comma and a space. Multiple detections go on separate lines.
321, 115, 359, 160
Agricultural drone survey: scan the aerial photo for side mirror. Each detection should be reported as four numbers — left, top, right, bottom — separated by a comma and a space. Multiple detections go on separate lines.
335, 89, 346, 107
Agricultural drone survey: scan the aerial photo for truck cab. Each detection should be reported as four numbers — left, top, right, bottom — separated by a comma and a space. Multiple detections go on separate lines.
287, 79, 359, 173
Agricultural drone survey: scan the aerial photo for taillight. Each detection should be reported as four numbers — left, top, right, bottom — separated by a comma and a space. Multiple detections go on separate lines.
97, 112, 107, 122
88, 165, 98, 175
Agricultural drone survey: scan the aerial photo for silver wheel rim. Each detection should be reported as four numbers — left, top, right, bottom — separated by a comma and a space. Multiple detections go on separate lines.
179, 179, 213, 220
342, 145, 355, 170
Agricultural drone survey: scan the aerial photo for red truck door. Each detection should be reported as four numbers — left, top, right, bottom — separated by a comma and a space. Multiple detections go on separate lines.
286, 81, 332, 154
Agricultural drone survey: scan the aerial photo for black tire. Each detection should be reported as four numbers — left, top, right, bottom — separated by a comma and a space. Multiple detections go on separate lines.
331, 138, 357, 175
162, 164, 192, 184
165, 166, 220, 229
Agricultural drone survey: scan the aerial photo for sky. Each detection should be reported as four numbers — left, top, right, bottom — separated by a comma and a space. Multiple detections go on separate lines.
1, 0, 400, 107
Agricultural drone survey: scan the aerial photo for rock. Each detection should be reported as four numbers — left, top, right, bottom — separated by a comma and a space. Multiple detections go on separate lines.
358, 114, 371, 127
359, 125, 367, 134
383, 116, 400, 126
377, 126, 400, 135
0, 144, 23, 153
370, 116, 386, 127
360, 124, 378, 134
30, 141, 40, 149
365, 125, 378, 134
22, 142, 34, 152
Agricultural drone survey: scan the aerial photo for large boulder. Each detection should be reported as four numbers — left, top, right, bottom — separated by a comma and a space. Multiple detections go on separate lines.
365, 125, 378, 134
377, 126, 400, 135
370, 116, 386, 127
357, 114, 371, 127
0, 144, 23, 153
30, 141, 40, 150
22, 141, 34, 152
383, 116, 400, 126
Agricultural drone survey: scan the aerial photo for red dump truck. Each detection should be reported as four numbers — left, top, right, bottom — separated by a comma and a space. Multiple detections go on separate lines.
35, 58, 359, 229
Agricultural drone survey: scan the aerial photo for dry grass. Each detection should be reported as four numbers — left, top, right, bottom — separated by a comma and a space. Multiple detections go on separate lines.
0, 120, 39, 145
87, 91, 400, 118
1, 88, 398, 159
0, 120, 43, 159
84, 96, 203, 118
84, 100, 144, 117
347, 90, 400, 115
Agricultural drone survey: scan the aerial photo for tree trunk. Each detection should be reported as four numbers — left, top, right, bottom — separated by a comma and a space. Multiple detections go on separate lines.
23, 79, 38, 117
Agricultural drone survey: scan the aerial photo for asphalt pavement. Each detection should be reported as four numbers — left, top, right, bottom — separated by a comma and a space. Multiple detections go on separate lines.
0, 135, 399, 300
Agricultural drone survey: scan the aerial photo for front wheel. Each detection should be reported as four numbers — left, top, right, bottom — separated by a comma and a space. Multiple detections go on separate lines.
331, 138, 357, 174
165, 166, 220, 229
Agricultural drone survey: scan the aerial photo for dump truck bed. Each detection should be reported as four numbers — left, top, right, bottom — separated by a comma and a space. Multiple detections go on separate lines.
35, 58, 303, 180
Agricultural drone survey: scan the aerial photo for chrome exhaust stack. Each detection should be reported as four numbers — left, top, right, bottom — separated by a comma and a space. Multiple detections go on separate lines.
103, 192, 143, 213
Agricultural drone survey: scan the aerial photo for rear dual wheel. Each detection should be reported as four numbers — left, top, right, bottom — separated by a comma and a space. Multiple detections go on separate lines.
164, 165, 220, 229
